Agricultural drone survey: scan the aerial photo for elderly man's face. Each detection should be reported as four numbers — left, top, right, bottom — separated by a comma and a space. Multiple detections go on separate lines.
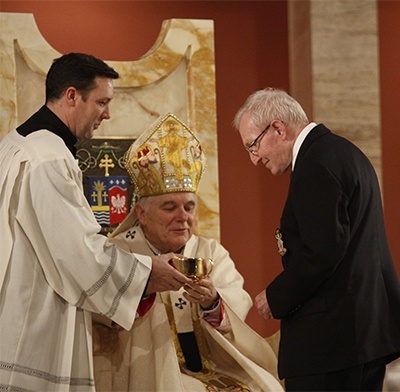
239, 112, 292, 176
136, 192, 197, 253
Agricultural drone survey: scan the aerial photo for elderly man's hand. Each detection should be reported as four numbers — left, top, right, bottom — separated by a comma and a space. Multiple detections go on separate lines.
145, 253, 191, 295
255, 290, 274, 320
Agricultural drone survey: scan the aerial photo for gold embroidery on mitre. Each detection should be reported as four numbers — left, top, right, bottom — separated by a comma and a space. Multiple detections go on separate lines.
125, 113, 206, 197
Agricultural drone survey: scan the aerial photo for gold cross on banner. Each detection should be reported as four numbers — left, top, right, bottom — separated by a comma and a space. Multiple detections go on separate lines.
99, 154, 115, 177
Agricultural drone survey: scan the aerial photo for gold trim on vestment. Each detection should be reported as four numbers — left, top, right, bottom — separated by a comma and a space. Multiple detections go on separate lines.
162, 293, 251, 391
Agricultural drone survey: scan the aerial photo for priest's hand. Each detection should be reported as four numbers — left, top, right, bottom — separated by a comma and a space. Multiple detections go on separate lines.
145, 253, 191, 295
255, 289, 273, 320
183, 277, 219, 310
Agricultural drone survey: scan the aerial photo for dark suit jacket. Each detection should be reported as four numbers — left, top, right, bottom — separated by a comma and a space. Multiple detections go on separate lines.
267, 124, 400, 379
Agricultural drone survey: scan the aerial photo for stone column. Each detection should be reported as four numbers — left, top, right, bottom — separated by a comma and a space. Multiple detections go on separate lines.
288, 0, 382, 183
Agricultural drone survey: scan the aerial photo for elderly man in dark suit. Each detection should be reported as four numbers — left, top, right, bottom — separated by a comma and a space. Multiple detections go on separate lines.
234, 87, 400, 391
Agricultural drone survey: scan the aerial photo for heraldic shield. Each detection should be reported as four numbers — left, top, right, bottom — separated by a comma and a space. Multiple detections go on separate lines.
76, 138, 136, 236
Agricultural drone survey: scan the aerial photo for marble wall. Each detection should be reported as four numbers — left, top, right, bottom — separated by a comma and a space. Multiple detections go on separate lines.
288, 0, 382, 185
0, 12, 220, 240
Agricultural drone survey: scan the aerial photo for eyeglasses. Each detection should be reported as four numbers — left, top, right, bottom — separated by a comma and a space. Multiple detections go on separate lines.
245, 123, 271, 155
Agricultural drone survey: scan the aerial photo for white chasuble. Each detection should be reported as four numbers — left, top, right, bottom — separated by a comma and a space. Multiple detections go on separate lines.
93, 225, 283, 391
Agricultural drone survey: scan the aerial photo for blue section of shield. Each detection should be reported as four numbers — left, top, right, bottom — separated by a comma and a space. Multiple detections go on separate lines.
108, 176, 128, 192
89, 176, 109, 207
88, 176, 129, 227
89, 176, 109, 225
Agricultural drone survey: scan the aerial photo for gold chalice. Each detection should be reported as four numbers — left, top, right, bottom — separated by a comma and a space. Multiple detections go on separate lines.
170, 257, 214, 281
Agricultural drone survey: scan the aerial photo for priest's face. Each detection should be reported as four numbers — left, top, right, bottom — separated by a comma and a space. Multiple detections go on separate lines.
73, 76, 114, 140
136, 192, 197, 253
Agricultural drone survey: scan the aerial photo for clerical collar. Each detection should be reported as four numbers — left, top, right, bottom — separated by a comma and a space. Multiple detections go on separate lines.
146, 239, 161, 256
17, 105, 78, 157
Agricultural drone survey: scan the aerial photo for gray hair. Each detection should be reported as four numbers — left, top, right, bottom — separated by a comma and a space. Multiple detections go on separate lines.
233, 87, 309, 130
135, 195, 155, 213
135, 193, 198, 213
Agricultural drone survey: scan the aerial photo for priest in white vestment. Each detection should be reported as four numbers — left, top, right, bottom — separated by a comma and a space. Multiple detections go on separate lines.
93, 113, 283, 391
0, 53, 189, 392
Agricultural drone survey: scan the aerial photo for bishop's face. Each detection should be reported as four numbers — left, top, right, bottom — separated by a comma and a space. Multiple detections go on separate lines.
136, 192, 197, 253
